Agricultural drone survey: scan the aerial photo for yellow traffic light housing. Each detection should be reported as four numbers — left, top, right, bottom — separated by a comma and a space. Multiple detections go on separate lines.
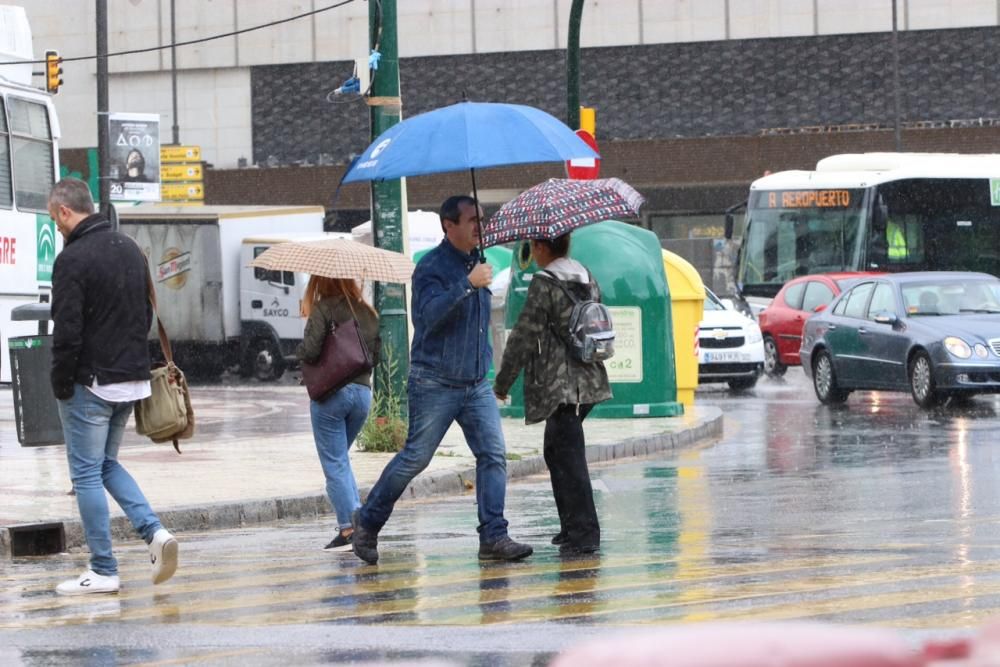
579, 106, 596, 136
45, 50, 62, 94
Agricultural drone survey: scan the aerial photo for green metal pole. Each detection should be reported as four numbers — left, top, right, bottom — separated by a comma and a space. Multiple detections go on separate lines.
567, 0, 584, 130
369, 0, 409, 412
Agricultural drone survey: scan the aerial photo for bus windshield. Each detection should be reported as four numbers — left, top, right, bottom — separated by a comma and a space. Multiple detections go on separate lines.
868, 179, 1000, 277
739, 188, 866, 297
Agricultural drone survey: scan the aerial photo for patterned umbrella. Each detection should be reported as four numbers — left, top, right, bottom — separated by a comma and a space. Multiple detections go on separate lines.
481, 177, 645, 248
249, 238, 415, 284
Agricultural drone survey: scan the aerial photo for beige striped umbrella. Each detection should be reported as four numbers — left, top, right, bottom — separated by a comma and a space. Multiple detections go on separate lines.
249, 238, 415, 284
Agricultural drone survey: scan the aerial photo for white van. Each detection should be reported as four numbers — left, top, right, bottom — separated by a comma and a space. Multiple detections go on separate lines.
698, 288, 765, 390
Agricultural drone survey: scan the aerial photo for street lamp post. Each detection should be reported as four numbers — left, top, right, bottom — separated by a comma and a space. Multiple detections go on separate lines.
367, 0, 409, 411
96, 0, 111, 217
891, 0, 902, 151
566, 0, 584, 130
170, 0, 179, 145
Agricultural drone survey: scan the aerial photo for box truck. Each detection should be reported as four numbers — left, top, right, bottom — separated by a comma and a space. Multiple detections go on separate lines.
117, 205, 331, 380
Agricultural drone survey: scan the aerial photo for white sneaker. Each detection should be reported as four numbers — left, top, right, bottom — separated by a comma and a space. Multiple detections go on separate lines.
56, 570, 120, 596
149, 528, 179, 585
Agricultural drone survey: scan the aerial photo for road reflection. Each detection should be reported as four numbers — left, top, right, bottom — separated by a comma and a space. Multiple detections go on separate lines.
8, 375, 1000, 634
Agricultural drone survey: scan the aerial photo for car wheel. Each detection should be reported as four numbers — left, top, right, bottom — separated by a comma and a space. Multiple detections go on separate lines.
249, 338, 285, 382
728, 376, 758, 391
909, 351, 940, 409
763, 336, 787, 378
812, 350, 849, 405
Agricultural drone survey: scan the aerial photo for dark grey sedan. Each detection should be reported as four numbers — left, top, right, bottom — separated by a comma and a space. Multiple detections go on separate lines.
801, 272, 1000, 408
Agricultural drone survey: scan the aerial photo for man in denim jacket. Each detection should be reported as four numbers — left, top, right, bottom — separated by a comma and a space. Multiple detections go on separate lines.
352, 195, 533, 564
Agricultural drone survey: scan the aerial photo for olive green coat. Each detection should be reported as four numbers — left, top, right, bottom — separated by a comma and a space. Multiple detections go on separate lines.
295, 295, 380, 388
494, 268, 612, 425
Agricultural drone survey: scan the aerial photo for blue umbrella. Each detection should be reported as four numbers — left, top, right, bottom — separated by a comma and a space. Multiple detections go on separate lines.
342, 101, 599, 261
342, 102, 600, 184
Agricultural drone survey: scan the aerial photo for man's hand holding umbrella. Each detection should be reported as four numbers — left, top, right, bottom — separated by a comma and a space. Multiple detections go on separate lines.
469, 262, 493, 289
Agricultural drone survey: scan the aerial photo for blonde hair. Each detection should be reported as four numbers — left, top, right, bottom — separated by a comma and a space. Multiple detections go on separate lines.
302, 276, 377, 318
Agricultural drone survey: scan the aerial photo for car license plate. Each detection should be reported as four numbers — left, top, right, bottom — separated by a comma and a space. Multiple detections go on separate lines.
704, 351, 746, 363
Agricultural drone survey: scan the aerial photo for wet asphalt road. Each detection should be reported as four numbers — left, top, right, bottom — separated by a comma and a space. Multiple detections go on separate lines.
4, 371, 1000, 665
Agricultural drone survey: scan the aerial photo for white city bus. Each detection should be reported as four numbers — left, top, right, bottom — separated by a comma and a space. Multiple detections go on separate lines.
0, 6, 62, 382
735, 153, 1000, 310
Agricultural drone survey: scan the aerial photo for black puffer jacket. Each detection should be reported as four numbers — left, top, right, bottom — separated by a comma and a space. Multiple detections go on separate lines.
50, 213, 153, 399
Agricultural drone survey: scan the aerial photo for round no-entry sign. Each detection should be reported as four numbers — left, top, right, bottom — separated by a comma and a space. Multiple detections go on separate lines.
566, 129, 600, 180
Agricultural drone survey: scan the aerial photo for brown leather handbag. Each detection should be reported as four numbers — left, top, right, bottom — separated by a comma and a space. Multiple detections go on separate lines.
134, 268, 194, 453
301, 300, 374, 401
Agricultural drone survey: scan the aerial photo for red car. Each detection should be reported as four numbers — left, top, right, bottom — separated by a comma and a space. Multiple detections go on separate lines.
758, 272, 881, 377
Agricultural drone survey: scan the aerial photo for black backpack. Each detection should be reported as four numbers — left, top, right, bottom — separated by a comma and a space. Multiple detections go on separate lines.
538, 270, 615, 364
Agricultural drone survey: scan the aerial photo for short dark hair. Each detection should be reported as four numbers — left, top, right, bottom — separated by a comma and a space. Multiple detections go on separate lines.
439, 195, 477, 232
49, 177, 95, 215
534, 233, 571, 258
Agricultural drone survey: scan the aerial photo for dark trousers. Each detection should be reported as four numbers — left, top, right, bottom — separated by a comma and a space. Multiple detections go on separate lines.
544, 403, 600, 547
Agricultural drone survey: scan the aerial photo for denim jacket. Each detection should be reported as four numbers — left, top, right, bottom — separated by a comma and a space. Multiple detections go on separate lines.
409, 239, 492, 385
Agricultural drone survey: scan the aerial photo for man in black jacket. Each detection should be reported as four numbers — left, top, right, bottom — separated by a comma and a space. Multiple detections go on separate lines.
48, 177, 178, 595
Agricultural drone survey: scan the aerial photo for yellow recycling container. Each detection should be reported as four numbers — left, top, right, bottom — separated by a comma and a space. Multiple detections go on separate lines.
662, 249, 705, 408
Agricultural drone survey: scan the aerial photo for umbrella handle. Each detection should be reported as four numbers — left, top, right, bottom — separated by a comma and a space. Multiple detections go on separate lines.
471, 167, 487, 264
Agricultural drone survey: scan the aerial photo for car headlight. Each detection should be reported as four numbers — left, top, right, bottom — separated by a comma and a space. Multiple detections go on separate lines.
975, 343, 989, 358
944, 336, 972, 359
746, 329, 762, 344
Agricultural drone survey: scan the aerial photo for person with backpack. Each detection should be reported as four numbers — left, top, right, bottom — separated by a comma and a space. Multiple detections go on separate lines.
494, 233, 612, 555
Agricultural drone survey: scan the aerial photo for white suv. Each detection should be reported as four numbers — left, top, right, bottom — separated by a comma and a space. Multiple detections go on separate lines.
697, 288, 765, 390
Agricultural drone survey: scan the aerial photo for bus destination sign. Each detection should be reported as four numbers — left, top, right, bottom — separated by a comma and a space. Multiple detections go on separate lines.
766, 190, 852, 208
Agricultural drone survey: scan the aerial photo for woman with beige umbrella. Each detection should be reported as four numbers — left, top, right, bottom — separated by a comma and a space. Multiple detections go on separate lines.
251, 239, 414, 551
296, 276, 378, 550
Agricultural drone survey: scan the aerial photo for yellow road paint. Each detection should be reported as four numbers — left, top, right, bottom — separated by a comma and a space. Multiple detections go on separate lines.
880, 608, 997, 630
207, 554, 906, 628
6, 545, 998, 631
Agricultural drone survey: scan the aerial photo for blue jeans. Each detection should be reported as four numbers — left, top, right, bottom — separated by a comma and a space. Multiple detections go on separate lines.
310, 383, 371, 529
57, 385, 162, 576
359, 371, 509, 543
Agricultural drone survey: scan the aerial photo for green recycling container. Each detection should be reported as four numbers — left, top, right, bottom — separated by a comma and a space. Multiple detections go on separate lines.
501, 220, 683, 418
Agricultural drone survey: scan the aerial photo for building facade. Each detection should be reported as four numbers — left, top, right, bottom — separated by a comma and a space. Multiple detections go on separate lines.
23, 0, 1000, 241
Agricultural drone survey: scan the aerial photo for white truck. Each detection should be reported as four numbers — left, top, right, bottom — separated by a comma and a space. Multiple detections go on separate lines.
117, 205, 330, 380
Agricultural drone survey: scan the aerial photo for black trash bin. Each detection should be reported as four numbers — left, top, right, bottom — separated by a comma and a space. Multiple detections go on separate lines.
9, 303, 63, 446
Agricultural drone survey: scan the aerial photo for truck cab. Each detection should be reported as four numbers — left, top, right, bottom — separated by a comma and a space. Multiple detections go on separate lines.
238, 235, 349, 380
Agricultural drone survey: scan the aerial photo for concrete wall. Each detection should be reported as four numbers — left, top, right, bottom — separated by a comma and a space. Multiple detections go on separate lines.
22, 1, 1000, 167
251, 25, 1000, 167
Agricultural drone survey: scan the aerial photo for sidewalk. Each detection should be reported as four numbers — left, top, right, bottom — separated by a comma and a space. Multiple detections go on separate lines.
0, 385, 722, 556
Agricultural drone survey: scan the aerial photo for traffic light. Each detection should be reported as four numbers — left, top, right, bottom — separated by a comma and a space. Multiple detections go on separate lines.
45, 50, 62, 94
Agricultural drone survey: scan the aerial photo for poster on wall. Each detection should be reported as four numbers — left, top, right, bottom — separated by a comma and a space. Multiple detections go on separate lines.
108, 112, 160, 202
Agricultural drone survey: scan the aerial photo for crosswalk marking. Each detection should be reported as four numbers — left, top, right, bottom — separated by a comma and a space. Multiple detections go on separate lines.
7, 543, 999, 630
